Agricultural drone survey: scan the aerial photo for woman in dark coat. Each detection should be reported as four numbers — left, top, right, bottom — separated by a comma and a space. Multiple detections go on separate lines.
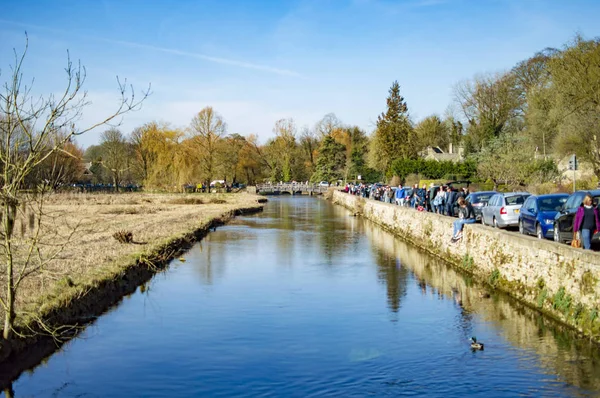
573, 194, 600, 250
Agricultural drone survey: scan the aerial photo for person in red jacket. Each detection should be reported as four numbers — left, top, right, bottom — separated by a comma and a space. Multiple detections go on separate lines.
573, 194, 600, 250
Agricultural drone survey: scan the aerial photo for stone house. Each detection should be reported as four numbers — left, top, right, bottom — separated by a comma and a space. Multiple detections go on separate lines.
421, 143, 464, 163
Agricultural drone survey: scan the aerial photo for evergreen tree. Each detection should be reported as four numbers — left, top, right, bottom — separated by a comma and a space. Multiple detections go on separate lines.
312, 135, 346, 182
369, 81, 416, 175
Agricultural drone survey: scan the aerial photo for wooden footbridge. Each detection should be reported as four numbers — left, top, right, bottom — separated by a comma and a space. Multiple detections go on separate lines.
255, 183, 330, 195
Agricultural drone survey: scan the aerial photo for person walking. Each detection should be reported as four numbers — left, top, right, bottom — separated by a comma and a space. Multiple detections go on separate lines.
573, 194, 600, 250
451, 197, 476, 242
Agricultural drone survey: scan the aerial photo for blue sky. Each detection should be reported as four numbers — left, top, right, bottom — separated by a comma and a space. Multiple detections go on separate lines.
1, 0, 599, 148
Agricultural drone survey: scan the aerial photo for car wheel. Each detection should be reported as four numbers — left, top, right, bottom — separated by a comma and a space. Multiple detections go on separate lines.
554, 223, 562, 243
519, 220, 524, 235
536, 224, 543, 240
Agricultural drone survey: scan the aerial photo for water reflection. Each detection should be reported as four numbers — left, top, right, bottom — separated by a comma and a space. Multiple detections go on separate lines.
358, 212, 600, 392
5, 196, 600, 397
373, 248, 409, 313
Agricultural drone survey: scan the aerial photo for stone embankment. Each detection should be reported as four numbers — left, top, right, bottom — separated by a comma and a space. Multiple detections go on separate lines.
332, 191, 600, 341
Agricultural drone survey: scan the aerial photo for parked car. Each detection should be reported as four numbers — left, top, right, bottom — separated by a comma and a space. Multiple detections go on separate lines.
465, 191, 497, 221
481, 192, 530, 228
518, 194, 569, 239
319, 181, 330, 187
553, 190, 600, 244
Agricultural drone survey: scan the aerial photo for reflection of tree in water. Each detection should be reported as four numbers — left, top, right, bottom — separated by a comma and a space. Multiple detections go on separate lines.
374, 248, 409, 312
194, 238, 225, 285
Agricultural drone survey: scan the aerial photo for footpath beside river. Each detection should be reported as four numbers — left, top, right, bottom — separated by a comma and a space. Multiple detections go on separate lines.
332, 191, 600, 341
0, 192, 265, 384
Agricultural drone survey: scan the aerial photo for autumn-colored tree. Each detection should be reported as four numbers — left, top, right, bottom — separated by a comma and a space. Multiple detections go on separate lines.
130, 122, 183, 189
29, 140, 85, 189
220, 133, 247, 183
272, 118, 297, 181
237, 135, 264, 184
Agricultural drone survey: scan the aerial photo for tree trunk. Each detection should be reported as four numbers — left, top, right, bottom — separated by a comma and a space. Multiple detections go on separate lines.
3, 283, 14, 341
3, 203, 16, 341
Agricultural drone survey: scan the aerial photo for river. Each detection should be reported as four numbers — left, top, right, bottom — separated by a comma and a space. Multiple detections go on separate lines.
5, 196, 600, 397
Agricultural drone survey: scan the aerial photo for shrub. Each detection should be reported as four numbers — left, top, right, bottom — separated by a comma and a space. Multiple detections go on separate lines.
113, 230, 133, 244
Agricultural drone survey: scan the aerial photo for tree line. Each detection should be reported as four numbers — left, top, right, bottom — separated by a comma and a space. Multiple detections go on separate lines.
19, 33, 600, 192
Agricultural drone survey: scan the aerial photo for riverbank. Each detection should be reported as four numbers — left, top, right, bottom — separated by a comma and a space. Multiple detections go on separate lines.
0, 192, 265, 376
332, 191, 600, 343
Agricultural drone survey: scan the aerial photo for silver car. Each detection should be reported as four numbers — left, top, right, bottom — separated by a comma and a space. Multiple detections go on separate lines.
481, 192, 530, 228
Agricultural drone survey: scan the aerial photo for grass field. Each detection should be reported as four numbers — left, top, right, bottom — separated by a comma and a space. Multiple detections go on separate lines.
0, 192, 264, 334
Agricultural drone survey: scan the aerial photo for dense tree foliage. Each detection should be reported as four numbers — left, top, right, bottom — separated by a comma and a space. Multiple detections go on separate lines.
65, 34, 600, 190
369, 81, 416, 175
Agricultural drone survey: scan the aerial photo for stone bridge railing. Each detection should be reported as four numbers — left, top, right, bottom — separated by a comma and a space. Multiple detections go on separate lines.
255, 183, 330, 195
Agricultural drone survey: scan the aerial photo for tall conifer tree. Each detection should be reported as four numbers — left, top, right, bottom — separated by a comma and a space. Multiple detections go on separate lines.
370, 81, 416, 176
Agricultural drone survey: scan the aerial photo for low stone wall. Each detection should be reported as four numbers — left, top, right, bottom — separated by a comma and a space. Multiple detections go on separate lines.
332, 190, 600, 340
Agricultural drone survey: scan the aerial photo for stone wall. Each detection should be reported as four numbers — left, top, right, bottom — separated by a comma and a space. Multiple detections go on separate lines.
332, 190, 600, 340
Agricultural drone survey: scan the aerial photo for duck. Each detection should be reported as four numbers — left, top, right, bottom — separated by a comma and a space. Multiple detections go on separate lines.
470, 336, 484, 350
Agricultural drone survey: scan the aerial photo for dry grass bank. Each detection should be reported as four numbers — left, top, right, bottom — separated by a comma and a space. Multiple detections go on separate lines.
1, 192, 265, 335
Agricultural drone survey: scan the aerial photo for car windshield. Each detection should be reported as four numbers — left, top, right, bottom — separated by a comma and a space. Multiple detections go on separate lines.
506, 194, 529, 206
539, 197, 568, 212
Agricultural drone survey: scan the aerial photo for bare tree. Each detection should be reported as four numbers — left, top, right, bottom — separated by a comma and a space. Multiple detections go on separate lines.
99, 128, 130, 191
314, 113, 341, 137
453, 72, 522, 151
0, 35, 149, 358
189, 107, 227, 185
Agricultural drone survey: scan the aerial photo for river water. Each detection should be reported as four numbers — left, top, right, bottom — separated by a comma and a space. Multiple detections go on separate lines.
5, 196, 600, 397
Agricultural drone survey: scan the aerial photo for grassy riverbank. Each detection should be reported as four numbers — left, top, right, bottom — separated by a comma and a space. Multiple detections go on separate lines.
1, 192, 265, 362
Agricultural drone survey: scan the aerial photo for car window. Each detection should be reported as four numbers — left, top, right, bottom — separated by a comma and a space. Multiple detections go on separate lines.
565, 194, 578, 209
538, 196, 568, 212
526, 198, 537, 212
475, 193, 494, 203
506, 194, 528, 206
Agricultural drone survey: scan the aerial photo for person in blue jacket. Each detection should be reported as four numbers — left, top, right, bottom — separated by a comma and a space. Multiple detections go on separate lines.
395, 184, 405, 206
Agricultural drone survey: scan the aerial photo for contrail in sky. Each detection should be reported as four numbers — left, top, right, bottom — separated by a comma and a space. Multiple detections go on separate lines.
97, 38, 303, 78
0, 18, 303, 78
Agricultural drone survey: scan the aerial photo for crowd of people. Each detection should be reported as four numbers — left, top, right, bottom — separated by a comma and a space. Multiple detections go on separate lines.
345, 182, 478, 244
345, 183, 470, 214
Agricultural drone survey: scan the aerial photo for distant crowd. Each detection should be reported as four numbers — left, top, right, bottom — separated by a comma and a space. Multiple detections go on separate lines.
345, 182, 470, 216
